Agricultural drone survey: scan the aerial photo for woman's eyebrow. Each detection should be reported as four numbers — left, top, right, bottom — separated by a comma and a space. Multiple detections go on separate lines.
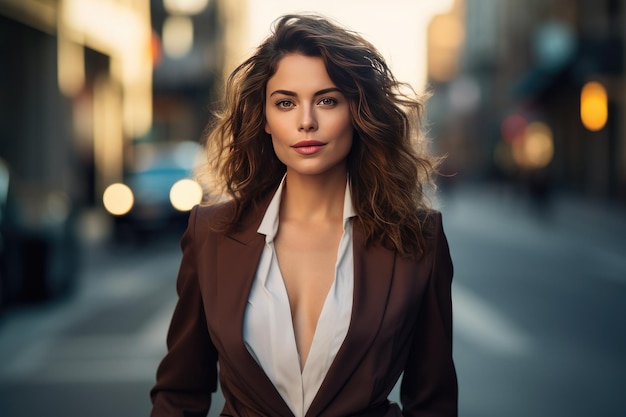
269, 89, 297, 97
315, 87, 342, 96
269, 87, 342, 97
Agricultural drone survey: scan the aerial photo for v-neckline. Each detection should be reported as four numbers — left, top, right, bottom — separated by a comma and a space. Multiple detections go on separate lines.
252, 227, 354, 417
273, 247, 340, 375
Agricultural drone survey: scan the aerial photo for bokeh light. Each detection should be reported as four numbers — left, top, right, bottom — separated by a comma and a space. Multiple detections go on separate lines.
522, 122, 554, 169
580, 81, 608, 131
169, 178, 203, 211
497, 120, 554, 171
162, 15, 194, 58
103, 183, 134, 215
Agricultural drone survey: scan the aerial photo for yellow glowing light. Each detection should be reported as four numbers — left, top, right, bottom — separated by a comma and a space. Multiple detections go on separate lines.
581, 81, 608, 131
523, 122, 554, 169
103, 183, 134, 215
163, 16, 194, 58
511, 122, 554, 169
170, 179, 203, 211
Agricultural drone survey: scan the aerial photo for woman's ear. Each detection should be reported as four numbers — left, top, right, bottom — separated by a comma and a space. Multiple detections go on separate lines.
264, 121, 271, 135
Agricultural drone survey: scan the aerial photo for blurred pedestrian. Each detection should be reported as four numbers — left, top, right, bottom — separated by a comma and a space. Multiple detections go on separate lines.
150, 13, 457, 417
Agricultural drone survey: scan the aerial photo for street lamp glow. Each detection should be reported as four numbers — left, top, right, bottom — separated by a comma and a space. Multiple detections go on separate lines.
581, 81, 608, 131
162, 15, 194, 58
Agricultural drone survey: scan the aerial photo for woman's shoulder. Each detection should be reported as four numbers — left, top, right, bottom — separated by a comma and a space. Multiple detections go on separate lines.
416, 209, 450, 260
194, 200, 237, 229
418, 209, 444, 240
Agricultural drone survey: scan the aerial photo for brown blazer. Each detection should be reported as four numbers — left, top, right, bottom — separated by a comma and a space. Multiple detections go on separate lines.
150, 199, 457, 417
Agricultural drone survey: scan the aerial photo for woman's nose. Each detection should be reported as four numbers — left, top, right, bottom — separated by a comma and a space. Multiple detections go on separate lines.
298, 107, 318, 131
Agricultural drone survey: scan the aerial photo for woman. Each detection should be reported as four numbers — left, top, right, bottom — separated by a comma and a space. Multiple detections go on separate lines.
151, 14, 457, 417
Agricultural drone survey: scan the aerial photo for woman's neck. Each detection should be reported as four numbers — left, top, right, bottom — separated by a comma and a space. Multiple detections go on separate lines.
280, 170, 347, 223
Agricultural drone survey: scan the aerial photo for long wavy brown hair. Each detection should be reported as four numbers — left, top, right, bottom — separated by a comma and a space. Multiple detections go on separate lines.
201, 14, 439, 258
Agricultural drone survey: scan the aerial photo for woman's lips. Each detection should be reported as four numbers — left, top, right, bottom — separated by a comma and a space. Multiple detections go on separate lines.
292, 140, 326, 155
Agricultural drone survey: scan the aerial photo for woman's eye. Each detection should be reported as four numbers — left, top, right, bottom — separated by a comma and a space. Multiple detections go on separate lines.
318, 97, 337, 106
276, 100, 293, 109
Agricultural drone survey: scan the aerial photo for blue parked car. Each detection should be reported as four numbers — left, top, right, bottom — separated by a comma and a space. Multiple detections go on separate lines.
103, 141, 206, 241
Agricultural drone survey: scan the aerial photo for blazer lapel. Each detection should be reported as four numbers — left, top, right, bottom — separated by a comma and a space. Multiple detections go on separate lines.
214, 201, 295, 417
306, 221, 396, 417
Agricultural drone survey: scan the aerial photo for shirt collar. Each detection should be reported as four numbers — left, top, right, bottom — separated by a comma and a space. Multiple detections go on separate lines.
257, 175, 356, 242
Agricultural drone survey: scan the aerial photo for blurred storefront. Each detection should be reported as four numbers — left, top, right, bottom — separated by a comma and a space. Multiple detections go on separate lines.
429, 0, 626, 204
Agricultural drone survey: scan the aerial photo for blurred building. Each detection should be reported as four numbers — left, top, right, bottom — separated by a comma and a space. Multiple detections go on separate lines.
429, 0, 626, 204
0, 0, 224, 307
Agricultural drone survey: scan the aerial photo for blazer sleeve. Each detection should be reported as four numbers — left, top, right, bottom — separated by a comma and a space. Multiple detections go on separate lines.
400, 212, 458, 416
150, 205, 219, 417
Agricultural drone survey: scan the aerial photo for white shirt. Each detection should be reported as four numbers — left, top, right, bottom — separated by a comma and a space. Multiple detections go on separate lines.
243, 177, 356, 417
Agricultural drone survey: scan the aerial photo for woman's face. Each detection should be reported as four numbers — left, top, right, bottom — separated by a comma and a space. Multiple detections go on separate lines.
265, 54, 353, 178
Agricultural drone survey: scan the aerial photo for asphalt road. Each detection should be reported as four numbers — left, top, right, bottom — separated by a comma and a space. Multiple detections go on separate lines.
0, 184, 624, 417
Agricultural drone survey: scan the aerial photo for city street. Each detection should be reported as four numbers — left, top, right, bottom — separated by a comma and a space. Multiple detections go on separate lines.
0, 184, 624, 417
